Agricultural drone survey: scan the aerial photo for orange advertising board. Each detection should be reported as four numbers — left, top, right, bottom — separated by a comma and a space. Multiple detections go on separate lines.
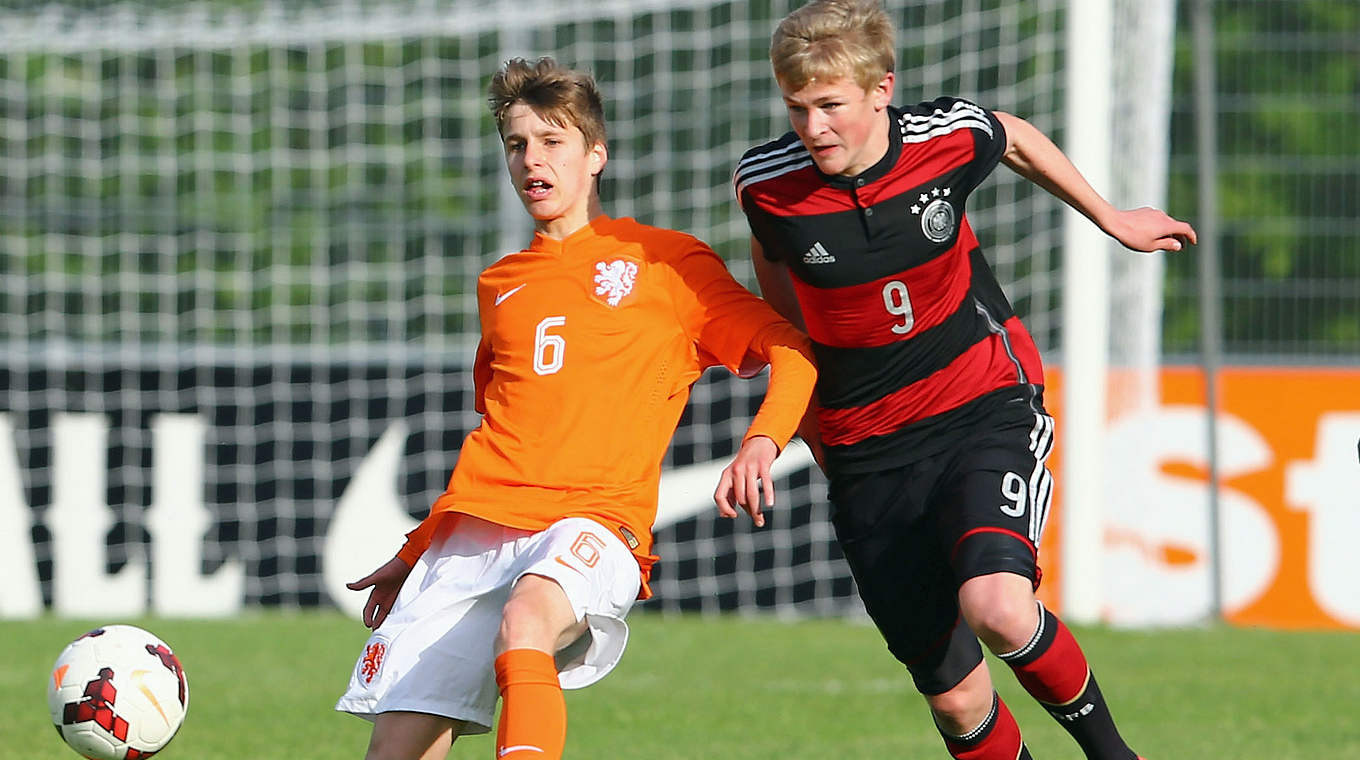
1040, 366, 1360, 630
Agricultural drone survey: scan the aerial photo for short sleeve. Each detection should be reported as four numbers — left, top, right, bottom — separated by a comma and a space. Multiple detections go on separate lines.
910, 96, 1007, 197
733, 138, 800, 264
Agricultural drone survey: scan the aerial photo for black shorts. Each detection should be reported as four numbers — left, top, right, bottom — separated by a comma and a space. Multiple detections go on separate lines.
828, 407, 1055, 695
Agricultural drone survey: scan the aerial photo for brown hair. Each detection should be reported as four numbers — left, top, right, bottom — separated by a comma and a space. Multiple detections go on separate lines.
488, 56, 607, 150
770, 0, 895, 92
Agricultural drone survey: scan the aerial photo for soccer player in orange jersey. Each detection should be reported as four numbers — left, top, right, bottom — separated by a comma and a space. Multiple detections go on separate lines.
733, 2, 1195, 759
335, 57, 817, 760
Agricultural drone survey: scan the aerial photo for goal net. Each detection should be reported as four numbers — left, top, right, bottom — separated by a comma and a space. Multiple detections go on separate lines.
0, 0, 1170, 618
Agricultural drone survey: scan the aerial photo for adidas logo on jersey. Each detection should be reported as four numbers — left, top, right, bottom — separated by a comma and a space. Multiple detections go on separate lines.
802, 241, 836, 264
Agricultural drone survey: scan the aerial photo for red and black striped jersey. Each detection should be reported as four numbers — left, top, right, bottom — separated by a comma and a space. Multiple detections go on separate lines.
735, 98, 1045, 473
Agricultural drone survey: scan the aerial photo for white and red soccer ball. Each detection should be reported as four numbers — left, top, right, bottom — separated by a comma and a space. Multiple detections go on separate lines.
47, 625, 189, 760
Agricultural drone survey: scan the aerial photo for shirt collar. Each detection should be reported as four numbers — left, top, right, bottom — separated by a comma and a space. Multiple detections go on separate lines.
528, 214, 613, 254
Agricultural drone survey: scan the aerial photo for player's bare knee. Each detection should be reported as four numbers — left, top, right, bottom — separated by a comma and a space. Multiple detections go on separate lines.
963, 597, 1031, 641
496, 597, 553, 652
496, 573, 578, 653
958, 576, 1039, 650
926, 687, 973, 721
926, 683, 993, 735
922, 659, 995, 735
951, 533, 1039, 641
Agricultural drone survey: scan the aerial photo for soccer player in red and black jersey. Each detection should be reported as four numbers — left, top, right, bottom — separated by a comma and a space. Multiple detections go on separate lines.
734, 2, 1196, 759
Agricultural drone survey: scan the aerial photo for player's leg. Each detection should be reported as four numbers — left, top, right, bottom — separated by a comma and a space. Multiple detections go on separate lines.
493, 517, 641, 760
946, 410, 1139, 760
497, 573, 589, 653
493, 574, 586, 760
985, 589, 1138, 760
957, 571, 1042, 652
364, 712, 466, 760
827, 466, 1032, 760
925, 661, 1032, 760
336, 514, 543, 755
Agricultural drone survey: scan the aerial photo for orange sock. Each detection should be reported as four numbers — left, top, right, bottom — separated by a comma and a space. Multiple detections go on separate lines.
494, 648, 566, 760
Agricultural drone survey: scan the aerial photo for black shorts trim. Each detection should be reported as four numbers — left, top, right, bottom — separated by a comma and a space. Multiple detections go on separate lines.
951, 527, 1040, 588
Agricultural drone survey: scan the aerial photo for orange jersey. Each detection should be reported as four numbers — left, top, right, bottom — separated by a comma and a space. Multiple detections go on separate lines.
397, 216, 815, 596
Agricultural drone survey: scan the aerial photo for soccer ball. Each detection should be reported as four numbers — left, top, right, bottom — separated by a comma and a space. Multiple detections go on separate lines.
47, 625, 189, 760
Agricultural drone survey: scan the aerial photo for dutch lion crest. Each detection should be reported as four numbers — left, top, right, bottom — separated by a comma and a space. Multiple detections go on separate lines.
593, 259, 638, 307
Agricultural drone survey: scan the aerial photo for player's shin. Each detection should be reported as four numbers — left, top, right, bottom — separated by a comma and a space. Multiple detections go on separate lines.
937, 692, 1032, 760
494, 648, 566, 759
997, 602, 1138, 760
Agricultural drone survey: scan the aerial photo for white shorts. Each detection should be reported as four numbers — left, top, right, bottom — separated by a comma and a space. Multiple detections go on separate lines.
334, 513, 641, 733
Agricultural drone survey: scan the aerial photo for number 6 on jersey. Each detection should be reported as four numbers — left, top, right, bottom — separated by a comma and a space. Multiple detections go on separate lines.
534, 316, 566, 375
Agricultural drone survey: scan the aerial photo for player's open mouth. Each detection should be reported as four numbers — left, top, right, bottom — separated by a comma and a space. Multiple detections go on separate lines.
524, 178, 552, 200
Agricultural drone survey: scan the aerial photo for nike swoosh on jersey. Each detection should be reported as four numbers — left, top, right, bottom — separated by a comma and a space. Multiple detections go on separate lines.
498, 745, 545, 756
494, 283, 527, 306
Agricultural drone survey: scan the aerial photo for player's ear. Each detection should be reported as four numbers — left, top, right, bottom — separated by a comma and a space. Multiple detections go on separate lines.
588, 141, 608, 176
871, 71, 895, 111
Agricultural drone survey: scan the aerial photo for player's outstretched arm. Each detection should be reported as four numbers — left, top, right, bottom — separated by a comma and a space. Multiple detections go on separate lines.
994, 111, 1197, 253
346, 556, 412, 629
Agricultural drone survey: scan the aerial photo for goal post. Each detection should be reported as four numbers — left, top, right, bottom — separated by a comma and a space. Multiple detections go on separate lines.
1060, 0, 1180, 624
1060, 0, 1114, 625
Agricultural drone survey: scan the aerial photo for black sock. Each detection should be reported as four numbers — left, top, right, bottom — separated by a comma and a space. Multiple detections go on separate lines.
1038, 671, 1137, 760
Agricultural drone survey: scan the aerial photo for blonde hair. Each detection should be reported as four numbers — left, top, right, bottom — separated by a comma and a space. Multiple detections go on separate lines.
488, 56, 607, 150
770, 0, 895, 92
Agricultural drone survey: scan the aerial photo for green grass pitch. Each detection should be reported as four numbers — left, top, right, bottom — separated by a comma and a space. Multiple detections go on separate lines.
4, 612, 1357, 758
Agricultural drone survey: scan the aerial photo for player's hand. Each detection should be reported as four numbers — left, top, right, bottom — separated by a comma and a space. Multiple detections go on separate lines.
347, 557, 411, 629
1108, 206, 1198, 253
714, 435, 780, 527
